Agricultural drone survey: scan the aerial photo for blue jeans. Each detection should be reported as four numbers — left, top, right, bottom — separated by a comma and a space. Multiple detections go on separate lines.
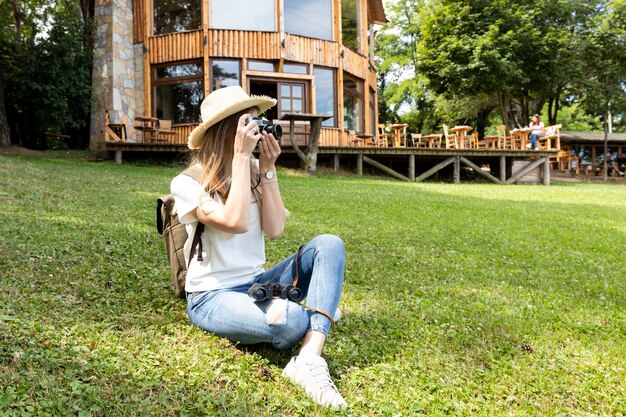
186, 234, 345, 349
529, 133, 540, 149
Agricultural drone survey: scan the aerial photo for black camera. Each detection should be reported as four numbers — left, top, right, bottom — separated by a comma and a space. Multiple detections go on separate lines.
248, 282, 302, 302
246, 117, 283, 141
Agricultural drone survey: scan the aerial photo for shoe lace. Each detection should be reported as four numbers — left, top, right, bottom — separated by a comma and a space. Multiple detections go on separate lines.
308, 363, 339, 394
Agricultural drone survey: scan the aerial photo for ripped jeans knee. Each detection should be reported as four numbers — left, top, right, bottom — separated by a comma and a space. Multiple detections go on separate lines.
265, 299, 309, 349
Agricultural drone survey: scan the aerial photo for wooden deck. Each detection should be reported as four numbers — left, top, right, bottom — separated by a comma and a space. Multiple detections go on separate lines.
104, 142, 559, 185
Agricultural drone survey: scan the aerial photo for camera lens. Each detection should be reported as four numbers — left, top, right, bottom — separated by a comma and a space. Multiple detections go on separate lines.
271, 124, 283, 140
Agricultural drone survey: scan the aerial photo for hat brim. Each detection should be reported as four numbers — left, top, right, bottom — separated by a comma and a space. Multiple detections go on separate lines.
187, 96, 276, 150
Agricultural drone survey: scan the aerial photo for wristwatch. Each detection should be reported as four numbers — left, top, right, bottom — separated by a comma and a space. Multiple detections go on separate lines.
261, 171, 276, 180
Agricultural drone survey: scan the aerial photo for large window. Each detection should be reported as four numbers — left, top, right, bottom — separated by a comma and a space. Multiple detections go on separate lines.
341, 0, 360, 51
314, 67, 335, 127
211, 60, 241, 91
369, 88, 376, 135
211, 0, 275, 31
153, 62, 203, 123
153, 0, 201, 35
343, 74, 363, 131
284, 0, 333, 41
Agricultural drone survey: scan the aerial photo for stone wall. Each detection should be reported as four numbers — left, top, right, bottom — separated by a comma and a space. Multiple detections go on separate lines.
90, 0, 142, 149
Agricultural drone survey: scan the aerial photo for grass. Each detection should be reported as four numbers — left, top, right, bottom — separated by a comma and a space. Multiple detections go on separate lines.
0, 152, 625, 416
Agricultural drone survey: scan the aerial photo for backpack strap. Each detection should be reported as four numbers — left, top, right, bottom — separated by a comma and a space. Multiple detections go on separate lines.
181, 166, 205, 265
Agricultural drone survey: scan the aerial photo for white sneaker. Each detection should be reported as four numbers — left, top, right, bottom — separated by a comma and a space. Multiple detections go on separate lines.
334, 308, 342, 323
282, 355, 347, 409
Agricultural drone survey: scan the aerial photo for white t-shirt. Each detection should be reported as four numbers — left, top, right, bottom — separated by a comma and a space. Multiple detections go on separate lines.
170, 169, 265, 293
529, 122, 544, 136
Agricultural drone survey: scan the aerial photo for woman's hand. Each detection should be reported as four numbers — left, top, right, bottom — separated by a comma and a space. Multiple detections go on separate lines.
234, 114, 262, 157
258, 132, 281, 172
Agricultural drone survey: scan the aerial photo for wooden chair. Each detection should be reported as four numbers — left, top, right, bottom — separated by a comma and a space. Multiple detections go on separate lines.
442, 124, 459, 149
538, 124, 562, 150
396, 125, 408, 147
410, 133, 427, 148
472, 132, 487, 149
496, 125, 511, 149
155, 119, 176, 143
104, 110, 127, 142
376, 124, 392, 147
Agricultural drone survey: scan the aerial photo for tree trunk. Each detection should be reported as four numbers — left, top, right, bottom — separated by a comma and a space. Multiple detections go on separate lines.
0, 71, 10, 147
603, 112, 608, 181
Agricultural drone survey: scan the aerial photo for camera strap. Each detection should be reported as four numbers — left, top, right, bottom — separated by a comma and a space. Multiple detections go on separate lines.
293, 245, 336, 329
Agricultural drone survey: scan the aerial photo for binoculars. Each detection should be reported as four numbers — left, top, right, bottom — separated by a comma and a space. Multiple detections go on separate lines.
246, 116, 283, 141
248, 282, 302, 302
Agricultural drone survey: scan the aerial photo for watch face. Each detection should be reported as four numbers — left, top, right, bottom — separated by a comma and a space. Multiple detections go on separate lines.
265, 171, 275, 179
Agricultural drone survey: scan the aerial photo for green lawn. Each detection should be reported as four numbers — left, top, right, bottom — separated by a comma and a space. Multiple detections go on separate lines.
1, 152, 625, 416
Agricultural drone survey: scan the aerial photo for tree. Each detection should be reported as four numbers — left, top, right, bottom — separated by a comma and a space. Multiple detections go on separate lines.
1, 0, 93, 149
577, 0, 626, 179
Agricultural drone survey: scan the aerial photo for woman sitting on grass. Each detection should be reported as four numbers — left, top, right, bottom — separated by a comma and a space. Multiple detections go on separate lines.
171, 86, 346, 409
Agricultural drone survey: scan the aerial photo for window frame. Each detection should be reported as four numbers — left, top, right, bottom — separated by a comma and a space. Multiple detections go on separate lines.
210, 59, 242, 92
343, 73, 364, 132
152, 0, 202, 36
313, 66, 337, 128
151, 60, 204, 125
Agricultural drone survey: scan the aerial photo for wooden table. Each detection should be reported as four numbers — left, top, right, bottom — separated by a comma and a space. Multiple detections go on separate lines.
510, 127, 532, 149
280, 113, 332, 175
421, 134, 442, 148
451, 126, 473, 149
387, 123, 409, 147
134, 116, 158, 143
484, 135, 500, 149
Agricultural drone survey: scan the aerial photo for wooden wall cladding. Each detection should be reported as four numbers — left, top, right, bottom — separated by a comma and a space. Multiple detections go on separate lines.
283, 34, 339, 68
132, 0, 145, 44
342, 47, 369, 80
147, 31, 204, 64
208, 30, 281, 59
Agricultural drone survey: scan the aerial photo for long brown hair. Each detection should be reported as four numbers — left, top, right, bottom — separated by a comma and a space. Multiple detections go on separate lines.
531, 114, 541, 126
191, 108, 261, 202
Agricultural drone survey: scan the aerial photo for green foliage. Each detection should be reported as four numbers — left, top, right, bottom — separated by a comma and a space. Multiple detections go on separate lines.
1, 153, 625, 416
0, 1, 92, 149
378, 0, 626, 132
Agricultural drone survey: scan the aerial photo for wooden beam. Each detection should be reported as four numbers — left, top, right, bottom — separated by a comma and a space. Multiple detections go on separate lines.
362, 155, 410, 181
505, 157, 546, 184
357, 153, 363, 176
333, 154, 340, 171
500, 155, 506, 183
460, 156, 502, 184
408, 154, 415, 181
415, 157, 456, 182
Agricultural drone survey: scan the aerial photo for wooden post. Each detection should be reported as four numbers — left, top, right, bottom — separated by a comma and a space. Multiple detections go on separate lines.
408, 154, 415, 182
115, 150, 122, 164
334, 154, 340, 172
454, 155, 461, 184
357, 153, 363, 177
543, 156, 550, 186
500, 155, 506, 183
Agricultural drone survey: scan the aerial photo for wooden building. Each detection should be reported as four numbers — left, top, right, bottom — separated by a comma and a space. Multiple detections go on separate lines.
90, 0, 387, 150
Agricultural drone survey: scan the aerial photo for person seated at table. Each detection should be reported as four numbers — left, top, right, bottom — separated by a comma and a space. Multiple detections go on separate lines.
527, 114, 545, 150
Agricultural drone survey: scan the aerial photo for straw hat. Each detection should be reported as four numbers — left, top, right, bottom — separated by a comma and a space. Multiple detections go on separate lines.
188, 86, 277, 150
